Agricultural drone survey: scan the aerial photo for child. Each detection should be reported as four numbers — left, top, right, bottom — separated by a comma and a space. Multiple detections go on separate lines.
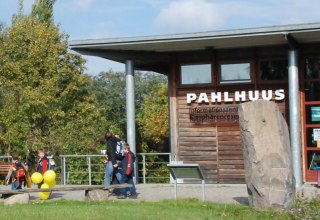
5, 153, 28, 190
36, 149, 49, 188
118, 144, 137, 199
36, 149, 49, 175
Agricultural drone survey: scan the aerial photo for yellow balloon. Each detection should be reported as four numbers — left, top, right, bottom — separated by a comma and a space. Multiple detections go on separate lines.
31, 172, 43, 184
41, 183, 50, 189
44, 170, 56, 184
45, 179, 56, 188
38, 191, 50, 200
38, 183, 50, 200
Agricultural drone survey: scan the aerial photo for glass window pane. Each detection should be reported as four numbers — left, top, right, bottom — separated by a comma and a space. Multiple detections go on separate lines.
305, 58, 320, 79
181, 64, 212, 85
307, 151, 320, 170
306, 105, 320, 124
220, 63, 251, 84
306, 128, 320, 147
305, 82, 320, 101
260, 60, 288, 81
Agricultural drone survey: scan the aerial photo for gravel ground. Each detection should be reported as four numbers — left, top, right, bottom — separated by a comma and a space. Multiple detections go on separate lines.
1, 183, 320, 204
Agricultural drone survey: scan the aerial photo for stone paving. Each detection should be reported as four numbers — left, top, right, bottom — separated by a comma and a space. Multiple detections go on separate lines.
1, 183, 320, 204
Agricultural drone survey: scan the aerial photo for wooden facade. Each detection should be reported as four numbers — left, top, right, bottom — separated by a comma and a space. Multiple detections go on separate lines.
170, 45, 320, 183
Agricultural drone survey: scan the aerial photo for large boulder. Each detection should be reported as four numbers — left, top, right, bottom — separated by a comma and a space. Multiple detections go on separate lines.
85, 189, 108, 201
238, 100, 295, 210
4, 193, 30, 205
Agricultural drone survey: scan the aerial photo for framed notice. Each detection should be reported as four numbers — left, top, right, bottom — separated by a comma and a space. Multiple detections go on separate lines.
314, 128, 320, 141
311, 106, 320, 122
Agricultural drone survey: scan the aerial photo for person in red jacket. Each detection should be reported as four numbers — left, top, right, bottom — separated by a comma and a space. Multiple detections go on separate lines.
118, 144, 137, 199
36, 149, 49, 187
36, 149, 49, 175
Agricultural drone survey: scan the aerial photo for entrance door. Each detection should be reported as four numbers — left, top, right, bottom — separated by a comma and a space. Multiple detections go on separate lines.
302, 57, 320, 182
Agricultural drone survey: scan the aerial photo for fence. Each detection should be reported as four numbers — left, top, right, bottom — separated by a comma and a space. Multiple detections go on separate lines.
1, 153, 172, 185
59, 153, 172, 185
0, 156, 12, 162
137, 153, 172, 184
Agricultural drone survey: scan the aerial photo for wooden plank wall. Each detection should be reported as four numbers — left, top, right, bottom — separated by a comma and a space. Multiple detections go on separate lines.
217, 125, 244, 183
177, 89, 218, 183
176, 88, 287, 183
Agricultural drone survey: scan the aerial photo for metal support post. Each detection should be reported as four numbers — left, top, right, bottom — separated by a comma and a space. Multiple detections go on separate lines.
174, 179, 177, 200
288, 49, 302, 187
142, 154, 146, 184
126, 60, 137, 184
88, 157, 92, 185
202, 180, 205, 201
63, 157, 66, 185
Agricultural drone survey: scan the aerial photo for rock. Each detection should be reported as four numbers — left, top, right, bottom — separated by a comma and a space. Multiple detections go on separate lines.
4, 193, 29, 205
85, 189, 108, 201
238, 100, 295, 210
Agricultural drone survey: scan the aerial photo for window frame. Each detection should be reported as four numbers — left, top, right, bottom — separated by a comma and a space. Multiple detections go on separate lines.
258, 58, 288, 84
179, 62, 214, 87
218, 60, 253, 85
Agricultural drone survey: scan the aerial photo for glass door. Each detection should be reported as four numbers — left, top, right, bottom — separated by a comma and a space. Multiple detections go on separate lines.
303, 57, 320, 181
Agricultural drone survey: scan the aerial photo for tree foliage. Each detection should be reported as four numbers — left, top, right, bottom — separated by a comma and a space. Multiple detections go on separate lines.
0, 0, 170, 160
91, 71, 169, 152
137, 85, 169, 152
0, 0, 106, 156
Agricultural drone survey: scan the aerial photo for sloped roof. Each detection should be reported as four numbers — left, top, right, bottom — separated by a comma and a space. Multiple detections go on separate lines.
69, 23, 320, 73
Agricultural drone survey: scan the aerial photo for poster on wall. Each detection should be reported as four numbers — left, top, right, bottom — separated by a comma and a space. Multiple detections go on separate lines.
311, 106, 320, 122
314, 128, 320, 141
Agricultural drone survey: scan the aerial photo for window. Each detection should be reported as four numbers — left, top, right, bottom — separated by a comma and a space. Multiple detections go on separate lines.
259, 60, 288, 81
305, 58, 320, 101
305, 58, 320, 79
180, 64, 212, 85
220, 62, 251, 84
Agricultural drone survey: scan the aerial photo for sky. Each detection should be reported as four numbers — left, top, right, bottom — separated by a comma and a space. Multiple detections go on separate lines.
1, 0, 320, 76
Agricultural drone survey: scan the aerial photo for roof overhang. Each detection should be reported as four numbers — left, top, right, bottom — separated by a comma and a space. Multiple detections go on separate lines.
69, 23, 320, 73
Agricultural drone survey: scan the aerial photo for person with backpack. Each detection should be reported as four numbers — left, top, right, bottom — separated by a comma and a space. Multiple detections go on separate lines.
36, 149, 49, 176
104, 130, 122, 186
5, 152, 28, 190
36, 149, 55, 189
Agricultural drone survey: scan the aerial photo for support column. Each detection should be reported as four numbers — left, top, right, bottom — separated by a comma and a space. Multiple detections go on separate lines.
288, 49, 302, 187
168, 65, 178, 162
125, 60, 136, 182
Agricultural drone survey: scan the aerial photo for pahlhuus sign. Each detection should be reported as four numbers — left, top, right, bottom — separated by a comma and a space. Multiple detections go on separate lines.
187, 89, 285, 124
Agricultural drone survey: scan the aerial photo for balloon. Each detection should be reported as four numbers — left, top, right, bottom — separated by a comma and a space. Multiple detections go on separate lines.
38, 183, 50, 200
43, 170, 56, 184
31, 172, 43, 184
45, 179, 56, 188
38, 192, 50, 200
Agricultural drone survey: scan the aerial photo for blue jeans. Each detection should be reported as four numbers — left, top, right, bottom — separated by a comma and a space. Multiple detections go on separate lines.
104, 161, 122, 186
120, 174, 136, 195
11, 180, 22, 190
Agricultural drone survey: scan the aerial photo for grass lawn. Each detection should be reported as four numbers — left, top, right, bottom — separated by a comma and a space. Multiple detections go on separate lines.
0, 199, 292, 220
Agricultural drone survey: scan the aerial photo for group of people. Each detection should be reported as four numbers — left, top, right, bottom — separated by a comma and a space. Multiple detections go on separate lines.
5, 149, 52, 190
4, 130, 137, 199
104, 130, 137, 199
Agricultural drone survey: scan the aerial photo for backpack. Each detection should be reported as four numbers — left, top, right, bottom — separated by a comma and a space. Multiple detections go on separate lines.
12, 162, 26, 181
47, 156, 56, 170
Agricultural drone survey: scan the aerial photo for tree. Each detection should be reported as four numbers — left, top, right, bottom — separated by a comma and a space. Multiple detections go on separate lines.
91, 70, 168, 152
137, 85, 169, 152
0, 0, 106, 156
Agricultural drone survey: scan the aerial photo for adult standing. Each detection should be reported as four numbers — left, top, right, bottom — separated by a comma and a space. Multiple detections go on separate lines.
104, 130, 122, 186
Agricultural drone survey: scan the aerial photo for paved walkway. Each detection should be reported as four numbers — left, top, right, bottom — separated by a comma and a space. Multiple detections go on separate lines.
1, 183, 320, 204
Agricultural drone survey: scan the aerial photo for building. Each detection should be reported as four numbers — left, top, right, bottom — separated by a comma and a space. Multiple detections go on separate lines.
70, 23, 320, 185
